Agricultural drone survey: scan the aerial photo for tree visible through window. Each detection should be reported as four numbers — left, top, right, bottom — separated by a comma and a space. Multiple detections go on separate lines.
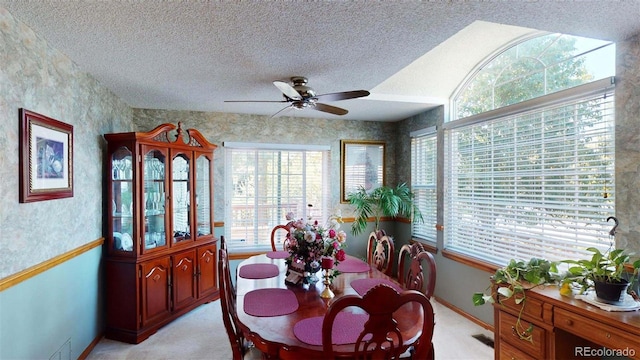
453, 33, 615, 120
445, 33, 615, 265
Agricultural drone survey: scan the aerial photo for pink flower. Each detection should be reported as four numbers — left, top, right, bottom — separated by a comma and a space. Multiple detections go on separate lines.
285, 212, 348, 271
286, 212, 295, 221
293, 219, 305, 229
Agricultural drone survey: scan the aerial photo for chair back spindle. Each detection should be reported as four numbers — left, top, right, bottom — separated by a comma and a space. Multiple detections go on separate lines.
367, 230, 395, 276
398, 242, 437, 299
322, 284, 435, 359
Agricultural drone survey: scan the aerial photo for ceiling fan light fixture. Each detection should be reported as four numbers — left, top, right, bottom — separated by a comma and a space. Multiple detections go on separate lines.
226, 76, 369, 117
292, 101, 311, 110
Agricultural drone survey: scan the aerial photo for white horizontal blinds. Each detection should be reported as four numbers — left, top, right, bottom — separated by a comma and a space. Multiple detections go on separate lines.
303, 151, 330, 223
445, 90, 615, 265
226, 145, 329, 249
411, 131, 437, 243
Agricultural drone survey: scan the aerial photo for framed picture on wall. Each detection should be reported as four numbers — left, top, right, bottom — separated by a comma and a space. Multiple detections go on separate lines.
19, 108, 73, 203
341, 140, 386, 203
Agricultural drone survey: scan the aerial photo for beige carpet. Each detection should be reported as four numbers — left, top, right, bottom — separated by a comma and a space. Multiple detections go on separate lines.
87, 299, 494, 360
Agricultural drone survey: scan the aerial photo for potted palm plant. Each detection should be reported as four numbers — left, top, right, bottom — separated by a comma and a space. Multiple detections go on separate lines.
347, 182, 423, 236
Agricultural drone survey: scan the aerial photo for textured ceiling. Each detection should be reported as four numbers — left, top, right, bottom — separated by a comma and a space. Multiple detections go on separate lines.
1, 1, 639, 121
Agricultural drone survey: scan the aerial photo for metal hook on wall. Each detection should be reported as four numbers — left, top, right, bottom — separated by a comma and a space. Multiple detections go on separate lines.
607, 216, 618, 237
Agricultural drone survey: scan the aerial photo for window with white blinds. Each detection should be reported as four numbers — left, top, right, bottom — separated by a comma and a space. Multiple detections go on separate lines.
411, 128, 437, 244
444, 86, 615, 265
224, 143, 330, 251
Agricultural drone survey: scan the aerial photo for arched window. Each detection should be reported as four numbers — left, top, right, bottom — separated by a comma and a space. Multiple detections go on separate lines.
444, 33, 616, 265
452, 33, 615, 120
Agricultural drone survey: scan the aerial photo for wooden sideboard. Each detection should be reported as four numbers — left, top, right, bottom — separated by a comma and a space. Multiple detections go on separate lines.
494, 285, 640, 359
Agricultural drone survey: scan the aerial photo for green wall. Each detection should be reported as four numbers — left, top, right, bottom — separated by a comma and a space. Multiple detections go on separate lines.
0, 248, 102, 359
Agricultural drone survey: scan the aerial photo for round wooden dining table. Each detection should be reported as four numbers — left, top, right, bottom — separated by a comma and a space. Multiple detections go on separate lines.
234, 253, 426, 359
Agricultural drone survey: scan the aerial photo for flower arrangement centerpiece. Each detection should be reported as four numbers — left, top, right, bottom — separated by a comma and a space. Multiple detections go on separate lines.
284, 210, 347, 286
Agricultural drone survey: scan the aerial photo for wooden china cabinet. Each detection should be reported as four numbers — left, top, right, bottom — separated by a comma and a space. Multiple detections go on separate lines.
104, 122, 218, 344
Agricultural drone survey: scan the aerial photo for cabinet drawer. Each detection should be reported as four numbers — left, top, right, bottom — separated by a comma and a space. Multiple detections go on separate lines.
554, 307, 639, 357
499, 311, 546, 358
499, 340, 536, 360
496, 292, 544, 322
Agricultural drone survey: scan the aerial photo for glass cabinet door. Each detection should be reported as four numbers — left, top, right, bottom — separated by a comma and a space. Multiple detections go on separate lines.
111, 146, 134, 252
143, 148, 167, 251
195, 154, 212, 237
172, 153, 192, 244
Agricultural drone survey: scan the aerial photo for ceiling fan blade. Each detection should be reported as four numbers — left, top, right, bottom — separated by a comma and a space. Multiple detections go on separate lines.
314, 103, 348, 116
273, 80, 302, 100
314, 90, 370, 102
224, 100, 288, 103
271, 104, 293, 118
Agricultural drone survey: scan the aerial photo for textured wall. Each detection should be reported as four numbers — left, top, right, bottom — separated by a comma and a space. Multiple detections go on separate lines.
0, 7, 132, 279
614, 34, 640, 254
395, 106, 442, 184
132, 109, 400, 220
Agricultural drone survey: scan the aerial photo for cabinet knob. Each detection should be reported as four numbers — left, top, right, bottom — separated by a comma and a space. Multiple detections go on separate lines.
565, 319, 573, 326
606, 332, 611, 338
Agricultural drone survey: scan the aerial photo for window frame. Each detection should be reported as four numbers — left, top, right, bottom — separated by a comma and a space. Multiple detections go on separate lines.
443, 78, 616, 266
410, 127, 438, 245
451, 33, 615, 121
224, 142, 330, 252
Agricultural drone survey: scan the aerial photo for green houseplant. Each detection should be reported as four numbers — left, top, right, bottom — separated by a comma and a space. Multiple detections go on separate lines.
472, 258, 559, 342
562, 246, 640, 303
347, 183, 423, 236
473, 248, 640, 342
473, 218, 640, 343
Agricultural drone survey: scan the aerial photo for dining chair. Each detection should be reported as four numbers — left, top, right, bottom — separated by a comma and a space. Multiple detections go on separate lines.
218, 243, 262, 360
367, 230, 395, 276
220, 234, 228, 251
219, 235, 238, 299
398, 242, 437, 299
322, 284, 435, 359
270, 221, 294, 251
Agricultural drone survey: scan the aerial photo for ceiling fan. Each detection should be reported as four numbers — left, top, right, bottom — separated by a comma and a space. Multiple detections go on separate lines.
224, 76, 370, 117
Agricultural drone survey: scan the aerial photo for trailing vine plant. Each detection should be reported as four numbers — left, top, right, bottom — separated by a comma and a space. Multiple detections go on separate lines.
472, 258, 560, 342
